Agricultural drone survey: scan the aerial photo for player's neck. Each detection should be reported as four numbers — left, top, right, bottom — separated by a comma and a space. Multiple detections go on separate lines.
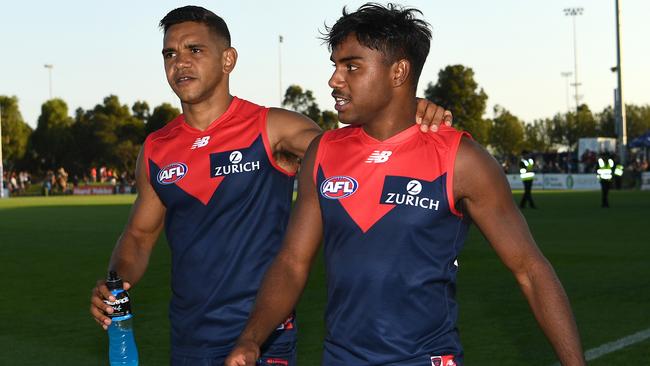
362, 96, 416, 141
181, 90, 233, 131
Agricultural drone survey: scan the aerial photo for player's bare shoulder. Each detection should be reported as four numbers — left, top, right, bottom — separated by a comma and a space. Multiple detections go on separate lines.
453, 136, 508, 203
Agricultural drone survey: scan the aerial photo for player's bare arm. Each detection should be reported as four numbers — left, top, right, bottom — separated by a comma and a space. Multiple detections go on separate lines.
90, 148, 166, 330
225, 136, 325, 366
266, 108, 322, 171
453, 137, 586, 366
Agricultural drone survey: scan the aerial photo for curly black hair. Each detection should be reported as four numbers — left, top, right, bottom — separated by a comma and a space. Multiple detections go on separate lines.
322, 3, 432, 88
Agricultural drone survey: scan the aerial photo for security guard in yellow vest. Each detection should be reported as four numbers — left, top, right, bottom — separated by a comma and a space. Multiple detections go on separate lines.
613, 162, 624, 190
519, 155, 536, 209
597, 157, 614, 208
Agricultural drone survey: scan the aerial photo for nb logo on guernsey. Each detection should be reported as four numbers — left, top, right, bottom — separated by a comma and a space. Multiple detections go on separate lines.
366, 150, 392, 163
382, 179, 440, 210
320, 176, 358, 199
191, 136, 210, 149
157, 163, 188, 185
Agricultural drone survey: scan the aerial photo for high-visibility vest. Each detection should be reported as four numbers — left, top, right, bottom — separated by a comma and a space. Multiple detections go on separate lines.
597, 158, 614, 181
520, 158, 535, 181
614, 164, 624, 177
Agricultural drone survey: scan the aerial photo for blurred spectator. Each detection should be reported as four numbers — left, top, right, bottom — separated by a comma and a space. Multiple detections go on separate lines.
99, 166, 107, 182
56, 167, 69, 194
19, 171, 30, 192
43, 170, 55, 196
9, 172, 18, 194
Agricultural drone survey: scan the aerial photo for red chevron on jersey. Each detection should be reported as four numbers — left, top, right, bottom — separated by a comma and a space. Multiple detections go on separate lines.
315, 124, 463, 233
144, 97, 285, 205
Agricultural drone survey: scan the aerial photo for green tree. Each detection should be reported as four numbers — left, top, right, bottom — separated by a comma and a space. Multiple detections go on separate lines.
489, 105, 524, 157
282, 85, 321, 122
74, 95, 146, 173
522, 118, 553, 153
424, 64, 490, 144
320, 111, 339, 131
547, 113, 568, 148
132, 101, 151, 123
574, 104, 598, 141
0, 96, 32, 168
30, 98, 75, 170
596, 104, 650, 140
146, 103, 180, 135
282, 85, 338, 131
597, 106, 616, 137
625, 104, 650, 139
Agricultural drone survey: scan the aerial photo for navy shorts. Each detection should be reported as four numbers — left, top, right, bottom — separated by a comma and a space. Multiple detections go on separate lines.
170, 348, 296, 366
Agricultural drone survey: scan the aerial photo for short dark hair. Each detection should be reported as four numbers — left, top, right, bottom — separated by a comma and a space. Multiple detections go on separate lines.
322, 3, 432, 88
159, 6, 231, 47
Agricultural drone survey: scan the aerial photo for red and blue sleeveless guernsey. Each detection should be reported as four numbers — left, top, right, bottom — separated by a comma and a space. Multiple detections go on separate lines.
314, 124, 470, 366
143, 97, 296, 359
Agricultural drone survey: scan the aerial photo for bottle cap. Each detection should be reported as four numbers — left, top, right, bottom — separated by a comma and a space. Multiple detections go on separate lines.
106, 271, 124, 291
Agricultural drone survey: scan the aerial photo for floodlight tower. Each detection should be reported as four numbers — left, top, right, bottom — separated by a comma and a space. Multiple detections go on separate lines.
561, 71, 573, 113
563, 7, 583, 115
44, 64, 54, 99
614, 0, 627, 163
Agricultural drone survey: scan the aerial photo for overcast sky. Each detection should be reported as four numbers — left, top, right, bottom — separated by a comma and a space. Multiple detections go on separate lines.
1, 0, 648, 128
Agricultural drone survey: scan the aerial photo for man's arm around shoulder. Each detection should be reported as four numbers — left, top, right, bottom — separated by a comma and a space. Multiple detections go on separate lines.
267, 108, 321, 160
266, 99, 454, 160
454, 137, 586, 366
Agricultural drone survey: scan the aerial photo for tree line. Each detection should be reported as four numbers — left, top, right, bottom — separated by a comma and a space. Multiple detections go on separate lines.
2, 64, 650, 178
1, 95, 179, 177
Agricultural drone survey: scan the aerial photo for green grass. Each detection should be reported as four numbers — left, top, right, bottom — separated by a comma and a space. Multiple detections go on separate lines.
0, 190, 648, 365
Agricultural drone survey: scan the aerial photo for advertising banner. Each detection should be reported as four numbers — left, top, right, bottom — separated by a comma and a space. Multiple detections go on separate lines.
73, 185, 115, 195
506, 174, 599, 190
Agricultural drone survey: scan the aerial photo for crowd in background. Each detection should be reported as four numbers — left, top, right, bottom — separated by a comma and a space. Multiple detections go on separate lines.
2, 166, 135, 196
3, 150, 649, 197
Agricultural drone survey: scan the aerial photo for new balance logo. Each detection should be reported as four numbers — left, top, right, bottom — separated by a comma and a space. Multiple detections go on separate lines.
191, 136, 210, 149
366, 150, 392, 163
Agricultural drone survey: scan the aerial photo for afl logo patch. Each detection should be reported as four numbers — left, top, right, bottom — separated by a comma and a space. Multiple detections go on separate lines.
320, 176, 358, 200
157, 162, 188, 185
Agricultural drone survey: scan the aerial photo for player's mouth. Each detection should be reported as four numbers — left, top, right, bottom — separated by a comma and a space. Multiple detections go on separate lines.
332, 92, 350, 112
175, 75, 197, 86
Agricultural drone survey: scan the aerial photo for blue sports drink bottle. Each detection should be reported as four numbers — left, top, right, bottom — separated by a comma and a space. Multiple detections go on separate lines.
104, 271, 139, 366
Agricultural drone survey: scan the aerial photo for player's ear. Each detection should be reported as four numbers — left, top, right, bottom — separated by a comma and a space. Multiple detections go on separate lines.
223, 47, 238, 74
391, 59, 410, 88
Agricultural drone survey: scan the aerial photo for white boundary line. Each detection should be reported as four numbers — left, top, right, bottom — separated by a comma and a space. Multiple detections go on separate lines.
550, 327, 650, 365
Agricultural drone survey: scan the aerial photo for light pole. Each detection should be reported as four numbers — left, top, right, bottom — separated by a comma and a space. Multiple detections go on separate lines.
44, 64, 53, 99
563, 7, 583, 115
561, 71, 573, 113
614, 0, 627, 164
278, 35, 283, 106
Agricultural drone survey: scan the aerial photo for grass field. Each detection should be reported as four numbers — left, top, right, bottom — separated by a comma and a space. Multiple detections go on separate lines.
0, 190, 648, 365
